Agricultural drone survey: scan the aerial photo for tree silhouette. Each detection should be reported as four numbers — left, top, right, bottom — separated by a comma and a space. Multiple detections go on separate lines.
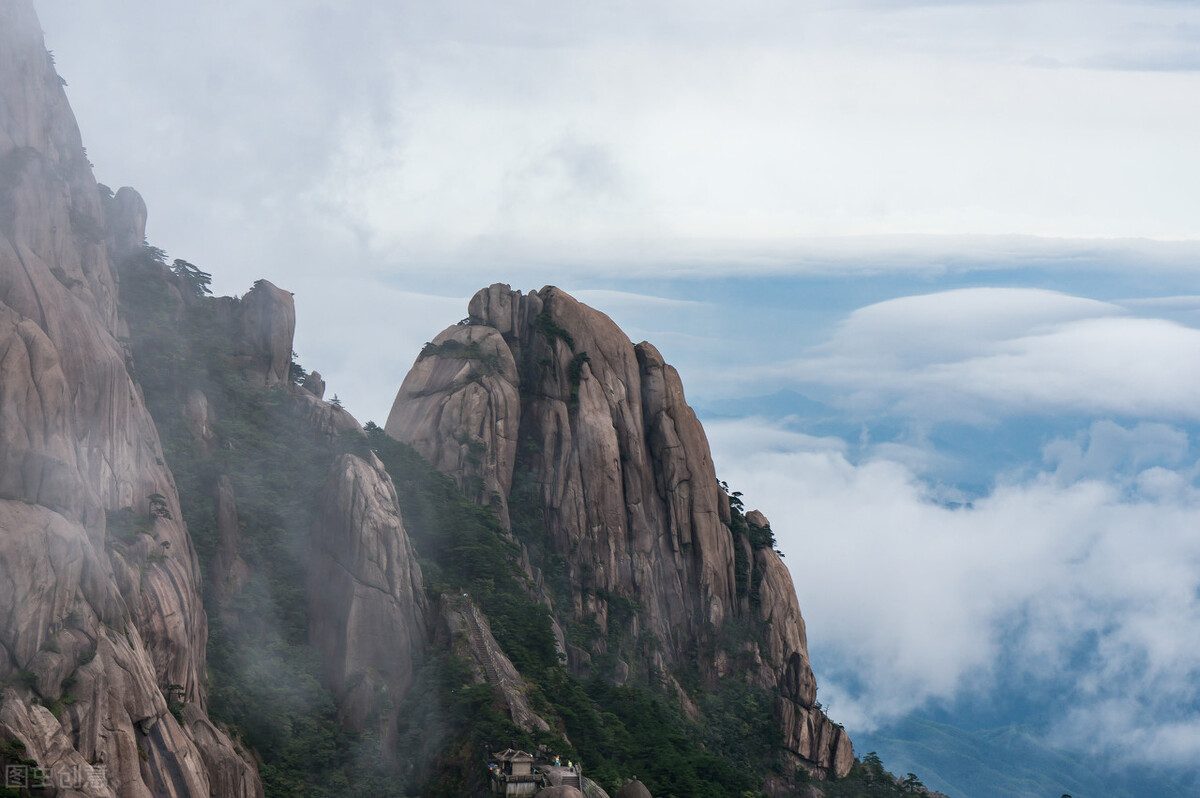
171, 259, 212, 296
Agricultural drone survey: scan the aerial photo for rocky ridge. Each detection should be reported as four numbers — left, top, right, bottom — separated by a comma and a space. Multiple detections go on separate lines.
387, 283, 853, 779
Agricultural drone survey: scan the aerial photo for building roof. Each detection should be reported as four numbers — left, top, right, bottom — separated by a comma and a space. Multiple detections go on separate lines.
491, 748, 536, 763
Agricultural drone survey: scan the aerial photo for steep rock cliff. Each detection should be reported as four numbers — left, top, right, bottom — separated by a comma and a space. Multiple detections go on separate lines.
0, 1, 260, 794
230, 279, 296, 387
309, 452, 428, 731
104, 179, 432, 790
386, 284, 852, 778
388, 323, 522, 526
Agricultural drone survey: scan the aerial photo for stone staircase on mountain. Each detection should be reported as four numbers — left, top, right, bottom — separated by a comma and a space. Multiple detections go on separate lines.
462, 600, 503, 690
444, 594, 552, 735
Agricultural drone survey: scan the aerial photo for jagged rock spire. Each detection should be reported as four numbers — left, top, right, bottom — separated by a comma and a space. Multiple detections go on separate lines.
387, 283, 853, 779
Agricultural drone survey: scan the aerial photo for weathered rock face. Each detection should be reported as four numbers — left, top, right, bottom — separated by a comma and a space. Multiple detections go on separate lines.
387, 284, 852, 779
536, 787, 584, 798
308, 452, 428, 731
0, 2, 260, 794
233, 278, 295, 386
753, 544, 853, 777
210, 476, 251, 608
293, 389, 363, 441
391, 286, 736, 659
180, 704, 262, 798
387, 323, 522, 526
182, 388, 216, 452
302, 369, 326, 399
108, 185, 147, 258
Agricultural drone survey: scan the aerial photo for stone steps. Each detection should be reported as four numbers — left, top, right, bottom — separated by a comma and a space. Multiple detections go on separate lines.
463, 603, 503, 687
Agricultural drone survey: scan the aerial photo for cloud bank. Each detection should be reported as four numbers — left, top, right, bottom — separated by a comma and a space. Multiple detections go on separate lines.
707, 417, 1200, 765
770, 287, 1200, 422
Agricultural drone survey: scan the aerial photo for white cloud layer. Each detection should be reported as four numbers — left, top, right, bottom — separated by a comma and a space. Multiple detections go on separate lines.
707, 416, 1200, 765
36, 0, 1200, 293
773, 287, 1200, 421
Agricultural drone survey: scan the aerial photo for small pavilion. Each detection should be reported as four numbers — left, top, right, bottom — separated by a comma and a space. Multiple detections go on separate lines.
489, 749, 543, 796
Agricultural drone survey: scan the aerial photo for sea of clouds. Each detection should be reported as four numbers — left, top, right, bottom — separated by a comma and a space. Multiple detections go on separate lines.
707, 287, 1200, 766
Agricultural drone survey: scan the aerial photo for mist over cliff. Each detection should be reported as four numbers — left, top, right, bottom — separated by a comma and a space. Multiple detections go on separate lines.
0, 2, 260, 794
0, 1, 893, 795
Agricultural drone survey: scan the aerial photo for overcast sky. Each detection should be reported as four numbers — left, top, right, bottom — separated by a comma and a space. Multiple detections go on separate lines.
35, 0, 1200, 776
38, 0, 1200, 418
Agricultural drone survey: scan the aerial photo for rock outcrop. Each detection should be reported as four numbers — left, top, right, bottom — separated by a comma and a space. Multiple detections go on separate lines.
302, 369, 326, 399
209, 476, 251, 608
387, 284, 852, 779
757, 545, 853, 776
0, 2, 260, 794
293, 389, 363, 440
390, 286, 736, 662
614, 779, 653, 798
309, 452, 428, 730
536, 787, 584, 798
182, 388, 217, 452
108, 185, 147, 258
388, 323, 522, 526
227, 278, 296, 387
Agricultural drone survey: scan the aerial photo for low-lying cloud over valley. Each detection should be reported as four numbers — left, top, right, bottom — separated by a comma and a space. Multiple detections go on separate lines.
708, 416, 1200, 765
